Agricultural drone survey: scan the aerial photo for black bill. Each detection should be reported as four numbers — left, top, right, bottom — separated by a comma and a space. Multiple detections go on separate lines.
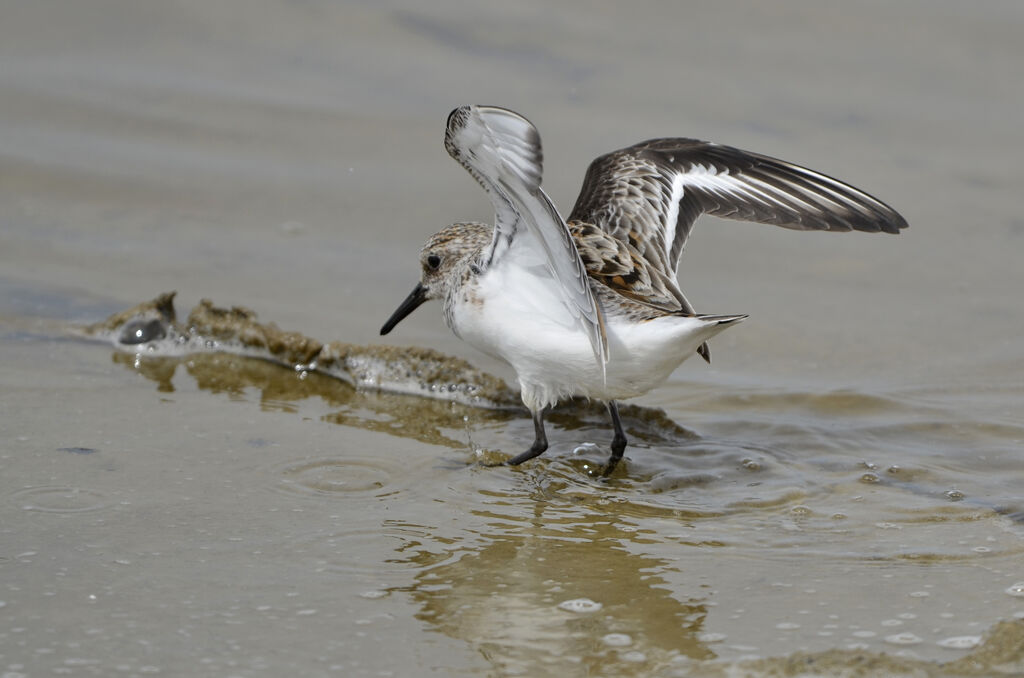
380, 283, 429, 335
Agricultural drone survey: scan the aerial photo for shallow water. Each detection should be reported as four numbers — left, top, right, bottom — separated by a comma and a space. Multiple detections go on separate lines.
3, 1, 1024, 676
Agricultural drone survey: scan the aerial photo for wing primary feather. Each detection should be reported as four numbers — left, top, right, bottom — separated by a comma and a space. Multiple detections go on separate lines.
570, 138, 908, 282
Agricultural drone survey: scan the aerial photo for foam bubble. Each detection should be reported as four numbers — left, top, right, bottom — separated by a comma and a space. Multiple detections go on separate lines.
1005, 582, 1024, 597
937, 636, 981, 650
558, 598, 602, 613
698, 632, 727, 643
602, 633, 632, 647
884, 632, 922, 645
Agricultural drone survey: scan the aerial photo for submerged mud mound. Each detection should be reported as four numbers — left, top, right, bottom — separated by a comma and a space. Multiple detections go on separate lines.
81, 292, 521, 409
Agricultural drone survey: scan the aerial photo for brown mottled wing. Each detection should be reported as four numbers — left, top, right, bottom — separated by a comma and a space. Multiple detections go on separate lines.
569, 138, 908, 280
569, 221, 686, 312
569, 219, 711, 360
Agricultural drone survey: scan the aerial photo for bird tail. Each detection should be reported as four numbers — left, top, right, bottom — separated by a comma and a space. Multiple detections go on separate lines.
697, 313, 748, 325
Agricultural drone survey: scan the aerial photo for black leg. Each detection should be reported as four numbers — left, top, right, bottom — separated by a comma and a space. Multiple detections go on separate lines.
505, 409, 549, 466
602, 401, 628, 476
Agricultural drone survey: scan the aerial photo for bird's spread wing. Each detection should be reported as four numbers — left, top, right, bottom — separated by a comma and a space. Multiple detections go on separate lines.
445, 105, 608, 371
569, 138, 908, 279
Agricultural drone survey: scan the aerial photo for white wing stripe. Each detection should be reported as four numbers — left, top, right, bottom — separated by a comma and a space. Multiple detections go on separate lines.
739, 174, 829, 213
662, 172, 686, 260
682, 169, 785, 211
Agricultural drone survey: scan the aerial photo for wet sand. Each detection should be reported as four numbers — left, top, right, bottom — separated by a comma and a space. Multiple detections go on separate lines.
2, 1, 1024, 676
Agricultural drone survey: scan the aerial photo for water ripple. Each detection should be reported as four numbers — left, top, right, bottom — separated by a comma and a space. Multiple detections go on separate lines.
11, 485, 111, 513
274, 458, 398, 498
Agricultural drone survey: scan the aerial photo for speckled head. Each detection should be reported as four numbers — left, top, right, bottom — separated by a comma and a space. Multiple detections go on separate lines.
379, 222, 490, 336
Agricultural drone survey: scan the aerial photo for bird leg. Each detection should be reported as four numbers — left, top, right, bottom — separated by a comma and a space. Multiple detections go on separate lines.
505, 409, 549, 466
602, 401, 628, 476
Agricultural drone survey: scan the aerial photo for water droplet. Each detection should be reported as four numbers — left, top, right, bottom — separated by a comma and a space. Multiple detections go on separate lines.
884, 632, 922, 645
790, 505, 812, 516
908, 591, 930, 598
937, 636, 981, 650
621, 651, 646, 663
741, 459, 761, 471
360, 590, 388, 599
860, 473, 880, 484
945, 489, 964, 501
881, 619, 903, 627
775, 622, 800, 630
602, 633, 632, 647
558, 598, 602, 613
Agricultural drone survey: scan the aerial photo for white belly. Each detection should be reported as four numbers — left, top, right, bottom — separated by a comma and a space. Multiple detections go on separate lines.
449, 265, 737, 411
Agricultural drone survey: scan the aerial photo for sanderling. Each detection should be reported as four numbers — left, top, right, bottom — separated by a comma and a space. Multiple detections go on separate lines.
381, 105, 907, 474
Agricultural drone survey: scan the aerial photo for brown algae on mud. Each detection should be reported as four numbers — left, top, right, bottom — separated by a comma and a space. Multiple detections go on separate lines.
317, 340, 517, 406
81, 292, 520, 408
187, 298, 324, 366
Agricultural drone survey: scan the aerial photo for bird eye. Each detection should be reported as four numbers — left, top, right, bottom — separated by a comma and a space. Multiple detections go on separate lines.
426, 254, 442, 270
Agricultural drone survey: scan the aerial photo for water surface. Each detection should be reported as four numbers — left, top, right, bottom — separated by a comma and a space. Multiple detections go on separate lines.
2, 1, 1023, 676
